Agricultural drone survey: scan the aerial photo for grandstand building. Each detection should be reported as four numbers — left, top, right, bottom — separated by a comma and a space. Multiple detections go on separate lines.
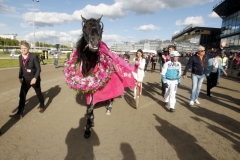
213, 0, 240, 51
171, 25, 221, 53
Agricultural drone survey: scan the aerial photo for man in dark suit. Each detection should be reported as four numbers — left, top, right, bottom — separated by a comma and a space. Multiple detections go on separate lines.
10, 41, 45, 119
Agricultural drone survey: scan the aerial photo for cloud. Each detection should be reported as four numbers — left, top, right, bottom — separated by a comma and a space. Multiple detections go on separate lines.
21, 0, 214, 27
0, 4, 15, 12
208, 12, 220, 18
117, 0, 213, 15
73, 3, 127, 19
0, 23, 6, 27
175, 16, 204, 26
22, 12, 74, 27
173, 30, 181, 34
135, 24, 161, 31
24, 30, 75, 44
69, 29, 82, 36
102, 34, 123, 43
20, 23, 29, 28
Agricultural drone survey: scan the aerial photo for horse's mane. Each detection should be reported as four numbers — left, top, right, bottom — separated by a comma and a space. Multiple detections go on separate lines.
76, 35, 99, 76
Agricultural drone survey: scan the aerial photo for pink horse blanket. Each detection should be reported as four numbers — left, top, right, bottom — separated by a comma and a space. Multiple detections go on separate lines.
85, 41, 136, 105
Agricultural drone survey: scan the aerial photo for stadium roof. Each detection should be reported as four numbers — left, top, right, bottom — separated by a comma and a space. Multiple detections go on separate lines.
172, 25, 220, 39
213, 0, 240, 18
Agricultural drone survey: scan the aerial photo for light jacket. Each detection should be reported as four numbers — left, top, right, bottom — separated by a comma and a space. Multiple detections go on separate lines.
205, 58, 226, 82
132, 57, 146, 81
162, 60, 182, 83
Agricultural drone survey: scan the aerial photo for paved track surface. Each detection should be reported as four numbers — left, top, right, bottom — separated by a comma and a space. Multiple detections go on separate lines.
0, 63, 240, 160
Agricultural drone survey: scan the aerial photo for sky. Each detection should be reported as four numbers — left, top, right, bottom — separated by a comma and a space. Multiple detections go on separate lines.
0, 0, 223, 46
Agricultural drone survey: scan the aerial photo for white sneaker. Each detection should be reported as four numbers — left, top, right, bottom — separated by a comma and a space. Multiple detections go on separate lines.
189, 101, 194, 105
106, 110, 111, 115
195, 99, 200, 104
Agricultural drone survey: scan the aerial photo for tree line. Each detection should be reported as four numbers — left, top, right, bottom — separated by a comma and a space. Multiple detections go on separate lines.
0, 37, 71, 49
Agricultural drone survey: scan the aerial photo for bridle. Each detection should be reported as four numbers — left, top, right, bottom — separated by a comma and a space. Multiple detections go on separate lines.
82, 18, 104, 45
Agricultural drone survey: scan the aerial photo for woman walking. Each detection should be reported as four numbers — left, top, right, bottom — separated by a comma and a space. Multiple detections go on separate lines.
132, 49, 146, 99
205, 53, 227, 97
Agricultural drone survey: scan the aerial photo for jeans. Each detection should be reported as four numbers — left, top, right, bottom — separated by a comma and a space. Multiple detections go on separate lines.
190, 73, 204, 101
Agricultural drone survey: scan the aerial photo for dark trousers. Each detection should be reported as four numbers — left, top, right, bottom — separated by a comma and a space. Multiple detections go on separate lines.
152, 63, 156, 70
17, 79, 44, 115
207, 72, 218, 96
159, 61, 163, 72
39, 59, 45, 65
161, 81, 165, 97
144, 63, 148, 72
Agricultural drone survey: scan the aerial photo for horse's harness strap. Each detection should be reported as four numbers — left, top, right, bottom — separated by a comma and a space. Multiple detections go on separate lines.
83, 44, 89, 52
82, 18, 103, 43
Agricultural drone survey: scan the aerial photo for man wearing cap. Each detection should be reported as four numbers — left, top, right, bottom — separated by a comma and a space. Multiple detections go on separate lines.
182, 45, 207, 105
161, 51, 181, 112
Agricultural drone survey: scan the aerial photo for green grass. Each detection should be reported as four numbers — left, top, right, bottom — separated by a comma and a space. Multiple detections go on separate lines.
0, 53, 11, 57
0, 58, 66, 68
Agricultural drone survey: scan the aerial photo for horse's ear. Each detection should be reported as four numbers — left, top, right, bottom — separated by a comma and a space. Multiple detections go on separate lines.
81, 15, 87, 23
97, 15, 103, 23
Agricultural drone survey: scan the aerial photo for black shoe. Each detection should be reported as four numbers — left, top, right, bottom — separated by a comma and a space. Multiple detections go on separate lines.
169, 108, 175, 112
9, 113, 23, 119
84, 130, 91, 139
39, 107, 45, 113
164, 102, 168, 107
207, 94, 212, 98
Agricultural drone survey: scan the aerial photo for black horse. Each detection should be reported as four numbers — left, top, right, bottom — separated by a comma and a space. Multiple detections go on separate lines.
76, 15, 113, 139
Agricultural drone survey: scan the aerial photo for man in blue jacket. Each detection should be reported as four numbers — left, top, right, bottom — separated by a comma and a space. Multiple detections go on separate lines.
182, 45, 207, 105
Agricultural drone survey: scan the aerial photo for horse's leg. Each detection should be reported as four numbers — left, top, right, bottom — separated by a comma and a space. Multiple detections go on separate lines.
106, 99, 113, 115
84, 97, 94, 139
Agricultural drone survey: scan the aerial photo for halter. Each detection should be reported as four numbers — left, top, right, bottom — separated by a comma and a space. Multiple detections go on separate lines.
82, 18, 104, 44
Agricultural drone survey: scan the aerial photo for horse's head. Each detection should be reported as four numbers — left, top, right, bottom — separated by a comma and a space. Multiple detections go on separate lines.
81, 15, 103, 52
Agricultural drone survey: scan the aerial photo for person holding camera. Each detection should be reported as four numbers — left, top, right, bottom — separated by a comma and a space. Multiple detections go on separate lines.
161, 51, 181, 112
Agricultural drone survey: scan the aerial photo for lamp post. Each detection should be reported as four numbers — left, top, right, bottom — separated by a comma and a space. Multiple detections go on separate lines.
3, 38, 6, 52
32, 0, 39, 52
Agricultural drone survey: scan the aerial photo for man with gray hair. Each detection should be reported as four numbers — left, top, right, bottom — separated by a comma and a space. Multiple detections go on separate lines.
182, 45, 207, 105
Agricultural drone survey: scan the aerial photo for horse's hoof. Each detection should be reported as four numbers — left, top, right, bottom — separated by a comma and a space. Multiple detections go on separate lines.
106, 109, 111, 115
84, 130, 91, 139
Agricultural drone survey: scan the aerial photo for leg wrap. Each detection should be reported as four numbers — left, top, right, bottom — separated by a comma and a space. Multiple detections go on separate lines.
86, 98, 94, 129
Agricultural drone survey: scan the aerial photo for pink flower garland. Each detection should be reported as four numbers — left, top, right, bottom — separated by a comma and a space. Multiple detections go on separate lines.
64, 50, 114, 94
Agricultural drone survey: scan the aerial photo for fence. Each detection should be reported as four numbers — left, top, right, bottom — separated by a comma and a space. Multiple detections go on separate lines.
179, 57, 240, 79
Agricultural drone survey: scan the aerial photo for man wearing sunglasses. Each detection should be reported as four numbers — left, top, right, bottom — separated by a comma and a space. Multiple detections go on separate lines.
182, 46, 207, 105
